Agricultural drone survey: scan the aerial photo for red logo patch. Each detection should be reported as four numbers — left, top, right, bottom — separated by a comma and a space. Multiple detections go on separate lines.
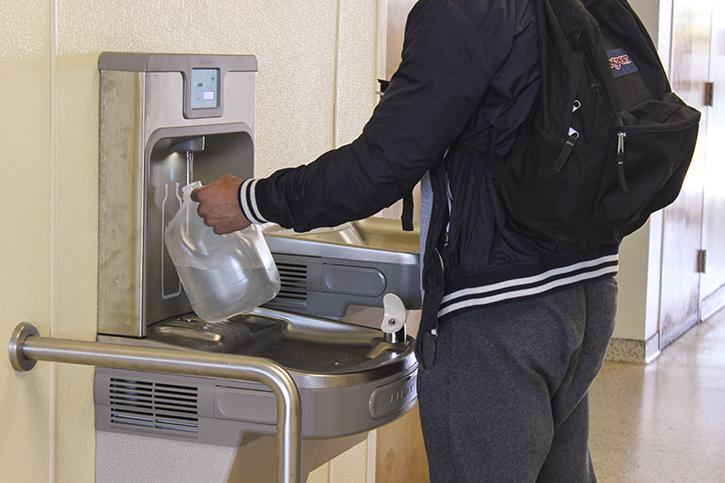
609, 54, 632, 71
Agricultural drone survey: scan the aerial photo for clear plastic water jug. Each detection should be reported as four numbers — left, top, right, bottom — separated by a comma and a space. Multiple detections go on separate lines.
165, 181, 281, 323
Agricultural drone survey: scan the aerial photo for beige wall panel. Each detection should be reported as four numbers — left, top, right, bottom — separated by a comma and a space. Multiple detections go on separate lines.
328, 441, 368, 483
0, 0, 52, 481
629, 0, 660, 41
614, 226, 651, 340
53, 53, 104, 482
307, 462, 331, 483
375, 405, 430, 483
336, 0, 378, 146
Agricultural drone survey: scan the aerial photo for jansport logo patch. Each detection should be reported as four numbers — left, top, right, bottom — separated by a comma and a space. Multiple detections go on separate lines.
607, 48, 639, 79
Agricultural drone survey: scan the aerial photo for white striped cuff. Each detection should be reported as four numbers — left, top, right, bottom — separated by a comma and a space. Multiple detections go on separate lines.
238, 179, 269, 225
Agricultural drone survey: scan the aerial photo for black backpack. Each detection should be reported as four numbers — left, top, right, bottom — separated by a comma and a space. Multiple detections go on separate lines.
494, 0, 702, 250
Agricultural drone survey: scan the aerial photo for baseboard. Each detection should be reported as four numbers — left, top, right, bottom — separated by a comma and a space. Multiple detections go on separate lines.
606, 333, 660, 364
701, 283, 725, 322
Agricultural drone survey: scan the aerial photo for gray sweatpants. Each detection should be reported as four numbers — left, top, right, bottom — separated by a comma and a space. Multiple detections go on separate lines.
417, 277, 617, 483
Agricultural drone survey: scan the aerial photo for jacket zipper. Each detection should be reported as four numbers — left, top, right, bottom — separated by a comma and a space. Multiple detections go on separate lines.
435, 247, 445, 275
428, 159, 453, 339
617, 132, 630, 192
445, 172, 453, 237
434, 180, 452, 276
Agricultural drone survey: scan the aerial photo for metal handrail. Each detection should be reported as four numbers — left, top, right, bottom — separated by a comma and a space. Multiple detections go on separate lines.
8, 322, 301, 483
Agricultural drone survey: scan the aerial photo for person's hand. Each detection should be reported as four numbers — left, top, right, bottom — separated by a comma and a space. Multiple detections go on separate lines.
191, 174, 251, 235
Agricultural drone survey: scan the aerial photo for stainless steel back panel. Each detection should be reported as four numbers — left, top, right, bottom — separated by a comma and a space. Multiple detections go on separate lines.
98, 66, 256, 337
98, 71, 146, 337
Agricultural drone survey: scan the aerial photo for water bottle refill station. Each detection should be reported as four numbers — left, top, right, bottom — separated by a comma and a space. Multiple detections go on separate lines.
94, 53, 420, 482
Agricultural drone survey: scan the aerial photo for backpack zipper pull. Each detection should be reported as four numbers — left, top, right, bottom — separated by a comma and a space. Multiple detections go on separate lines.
617, 132, 630, 192
553, 132, 579, 172
553, 100, 583, 173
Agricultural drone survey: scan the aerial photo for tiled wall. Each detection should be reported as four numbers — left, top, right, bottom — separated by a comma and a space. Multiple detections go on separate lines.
0, 1, 378, 481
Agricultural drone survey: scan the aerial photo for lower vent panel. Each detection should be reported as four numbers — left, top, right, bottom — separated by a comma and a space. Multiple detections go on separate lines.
268, 262, 309, 309
108, 378, 199, 437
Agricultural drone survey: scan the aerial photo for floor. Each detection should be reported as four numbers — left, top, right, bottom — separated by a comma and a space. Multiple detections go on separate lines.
590, 310, 725, 482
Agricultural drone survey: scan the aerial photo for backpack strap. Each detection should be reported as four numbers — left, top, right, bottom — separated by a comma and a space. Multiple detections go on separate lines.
401, 192, 415, 232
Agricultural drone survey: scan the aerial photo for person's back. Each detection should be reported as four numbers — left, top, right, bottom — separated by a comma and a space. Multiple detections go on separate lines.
194, 1, 618, 481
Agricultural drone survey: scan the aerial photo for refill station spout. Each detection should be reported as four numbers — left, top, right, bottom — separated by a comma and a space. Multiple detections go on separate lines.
171, 136, 206, 185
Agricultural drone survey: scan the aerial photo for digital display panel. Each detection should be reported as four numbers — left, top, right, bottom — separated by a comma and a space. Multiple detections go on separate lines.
191, 68, 220, 109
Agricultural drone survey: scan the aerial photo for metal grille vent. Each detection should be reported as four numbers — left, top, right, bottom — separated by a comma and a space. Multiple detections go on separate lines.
108, 378, 199, 437
270, 262, 309, 308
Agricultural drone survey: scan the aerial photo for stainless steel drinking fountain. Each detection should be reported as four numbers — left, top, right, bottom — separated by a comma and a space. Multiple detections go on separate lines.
90, 53, 420, 482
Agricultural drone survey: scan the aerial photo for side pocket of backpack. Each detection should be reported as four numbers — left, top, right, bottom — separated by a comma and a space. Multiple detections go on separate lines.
594, 95, 701, 229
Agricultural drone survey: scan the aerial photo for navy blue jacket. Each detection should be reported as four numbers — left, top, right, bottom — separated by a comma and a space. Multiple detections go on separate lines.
239, 0, 619, 345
